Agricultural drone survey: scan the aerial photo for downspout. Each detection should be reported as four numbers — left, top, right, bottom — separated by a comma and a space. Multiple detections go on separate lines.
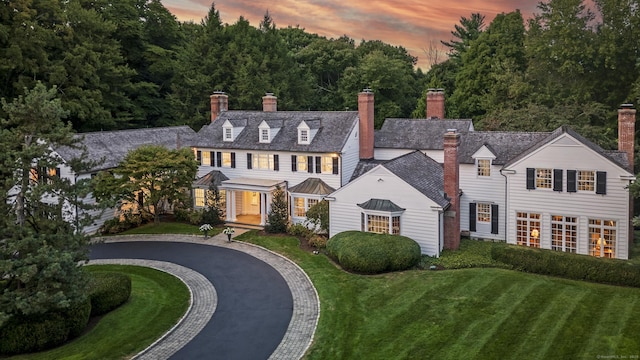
500, 168, 515, 241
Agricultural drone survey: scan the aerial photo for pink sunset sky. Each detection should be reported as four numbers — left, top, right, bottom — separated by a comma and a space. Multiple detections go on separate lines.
160, 0, 543, 69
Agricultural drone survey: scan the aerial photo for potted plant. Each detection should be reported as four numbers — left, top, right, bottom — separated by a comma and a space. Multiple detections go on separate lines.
222, 227, 235, 242
199, 223, 213, 238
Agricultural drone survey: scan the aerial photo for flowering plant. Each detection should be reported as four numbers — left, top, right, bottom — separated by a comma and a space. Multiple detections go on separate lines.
222, 227, 235, 235
199, 224, 213, 232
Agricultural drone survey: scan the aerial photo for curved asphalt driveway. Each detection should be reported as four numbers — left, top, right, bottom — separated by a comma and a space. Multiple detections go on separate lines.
90, 235, 317, 360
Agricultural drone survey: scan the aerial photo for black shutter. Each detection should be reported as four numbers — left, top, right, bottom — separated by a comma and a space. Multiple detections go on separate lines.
247, 153, 252, 169
553, 169, 563, 192
137, 191, 144, 207
596, 171, 607, 194
274, 154, 279, 171
231, 152, 236, 168
209, 152, 215, 166
216, 152, 222, 167
196, 150, 202, 164
291, 155, 297, 172
567, 170, 577, 192
55, 167, 61, 178
315, 156, 321, 173
361, 213, 365, 232
332, 157, 339, 175
526, 168, 535, 189
307, 156, 313, 173
491, 204, 499, 234
469, 202, 477, 232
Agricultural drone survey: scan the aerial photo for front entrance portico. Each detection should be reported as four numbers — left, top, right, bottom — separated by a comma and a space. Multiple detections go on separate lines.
220, 177, 287, 227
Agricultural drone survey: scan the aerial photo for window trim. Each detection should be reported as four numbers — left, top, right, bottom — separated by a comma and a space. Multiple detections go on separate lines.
516, 211, 541, 248
223, 126, 233, 142
360, 209, 403, 235
476, 159, 491, 177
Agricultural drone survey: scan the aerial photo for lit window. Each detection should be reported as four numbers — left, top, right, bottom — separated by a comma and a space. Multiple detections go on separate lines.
252, 153, 274, 170
361, 213, 401, 235
578, 170, 595, 191
201, 151, 210, 166
477, 203, 491, 223
321, 155, 334, 174
308, 198, 319, 209
294, 197, 305, 217
477, 159, 491, 177
297, 156, 308, 172
551, 215, 577, 253
261, 128, 270, 142
589, 219, 616, 258
194, 188, 205, 207
222, 152, 232, 167
224, 127, 232, 141
536, 169, 552, 189
516, 212, 541, 248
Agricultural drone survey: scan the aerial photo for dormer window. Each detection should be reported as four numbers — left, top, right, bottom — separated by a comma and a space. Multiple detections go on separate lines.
224, 127, 232, 141
297, 121, 311, 145
258, 120, 276, 144
300, 129, 309, 143
260, 128, 270, 143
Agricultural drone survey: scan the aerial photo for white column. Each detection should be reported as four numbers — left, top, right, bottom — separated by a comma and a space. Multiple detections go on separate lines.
260, 192, 266, 226
230, 190, 238, 222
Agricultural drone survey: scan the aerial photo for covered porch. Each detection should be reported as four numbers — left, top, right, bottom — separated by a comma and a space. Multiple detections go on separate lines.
220, 177, 287, 227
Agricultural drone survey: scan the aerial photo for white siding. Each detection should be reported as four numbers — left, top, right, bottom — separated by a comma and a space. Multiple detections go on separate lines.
459, 163, 506, 241
503, 135, 632, 259
329, 166, 443, 256
341, 125, 360, 186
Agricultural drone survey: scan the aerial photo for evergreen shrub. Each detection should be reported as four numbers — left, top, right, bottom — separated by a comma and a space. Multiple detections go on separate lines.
327, 231, 421, 273
491, 245, 640, 287
88, 272, 132, 316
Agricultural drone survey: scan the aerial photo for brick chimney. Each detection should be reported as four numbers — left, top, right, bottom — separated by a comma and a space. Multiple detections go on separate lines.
262, 93, 277, 112
358, 89, 374, 160
426, 89, 445, 119
210, 91, 228, 122
618, 104, 636, 173
443, 129, 460, 250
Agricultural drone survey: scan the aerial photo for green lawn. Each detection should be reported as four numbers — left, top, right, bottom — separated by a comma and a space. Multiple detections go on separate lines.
8, 265, 190, 360
237, 232, 640, 360
119, 221, 220, 236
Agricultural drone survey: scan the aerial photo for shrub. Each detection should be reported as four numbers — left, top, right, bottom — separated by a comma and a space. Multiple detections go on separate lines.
305, 200, 329, 233
327, 231, 421, 273
0, 299, 91, 355
174, 207, 204, 225
491, 245, 640, 287
308, 235, 328, 249
266, 185, 288, 233
288, 223, 313, 238
88, 272, 132, 316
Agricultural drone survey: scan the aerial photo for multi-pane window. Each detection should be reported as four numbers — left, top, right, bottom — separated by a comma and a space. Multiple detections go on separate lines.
551, 215, 577, 253
477, 159, 491, 177
516, 212, 541, 248
261, 128, 270, 142
307, 198, 319, 210
362, 214, 401, 235
253, 153, 274, 170
294, 197, 305, 217
194, 188, 205, 207
299, 130, 309, 143
224, 127, 232, 141
297, 156, 308, 172
589, 219, 616, 258
477, 203, 491, 222
222, 152, 232, 167
321, 155, 334, 173
578, 170, 595, 191
201, 151, 211, 166
536, 169, 552, 189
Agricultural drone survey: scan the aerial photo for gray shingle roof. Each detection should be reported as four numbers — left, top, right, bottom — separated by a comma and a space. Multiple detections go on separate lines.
289, 177, 336, 195
503, 126, 631, 171
193, 111, 358, 153
55, 126, 197, 172
193, 170, 229, 188
458, 131, 550, 165
375, 118, 474, 149
350, 159, 389, 182
357, 199, 405, 212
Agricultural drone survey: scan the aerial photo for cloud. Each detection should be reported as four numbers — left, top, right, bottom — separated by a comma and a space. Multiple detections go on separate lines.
160, 0, 541, 69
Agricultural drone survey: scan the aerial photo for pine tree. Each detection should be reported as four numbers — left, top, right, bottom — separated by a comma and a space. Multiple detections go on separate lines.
266, 185, 288, 233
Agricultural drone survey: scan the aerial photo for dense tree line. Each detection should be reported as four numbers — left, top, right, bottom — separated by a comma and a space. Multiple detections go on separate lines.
0, 1, 424, 131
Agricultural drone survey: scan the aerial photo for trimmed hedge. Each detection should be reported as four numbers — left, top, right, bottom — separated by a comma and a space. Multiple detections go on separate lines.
327, 231, 421, 274
88, 272, 132, 316
0, 299, 91, 355
491, 245, 640, 287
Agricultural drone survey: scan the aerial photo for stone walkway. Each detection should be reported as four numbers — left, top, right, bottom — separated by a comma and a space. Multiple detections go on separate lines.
92, 231, 320, 360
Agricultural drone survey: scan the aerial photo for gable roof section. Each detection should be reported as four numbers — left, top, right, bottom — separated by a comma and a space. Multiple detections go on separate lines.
193, 170, 229, 188
459, 131, 550, 165
374, 118, 474, 150
289, 177, 336, 195
55, 126, 197, 172
193, 111, 358, 153
350, 159, 389, 182
503, 126, 631, 172
381, 151, 449, 208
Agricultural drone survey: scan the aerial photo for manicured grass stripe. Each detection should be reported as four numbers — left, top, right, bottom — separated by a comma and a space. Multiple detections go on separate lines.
582, 291, 639, 357
512, 285, 589, 359
617, 295, 640, 353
